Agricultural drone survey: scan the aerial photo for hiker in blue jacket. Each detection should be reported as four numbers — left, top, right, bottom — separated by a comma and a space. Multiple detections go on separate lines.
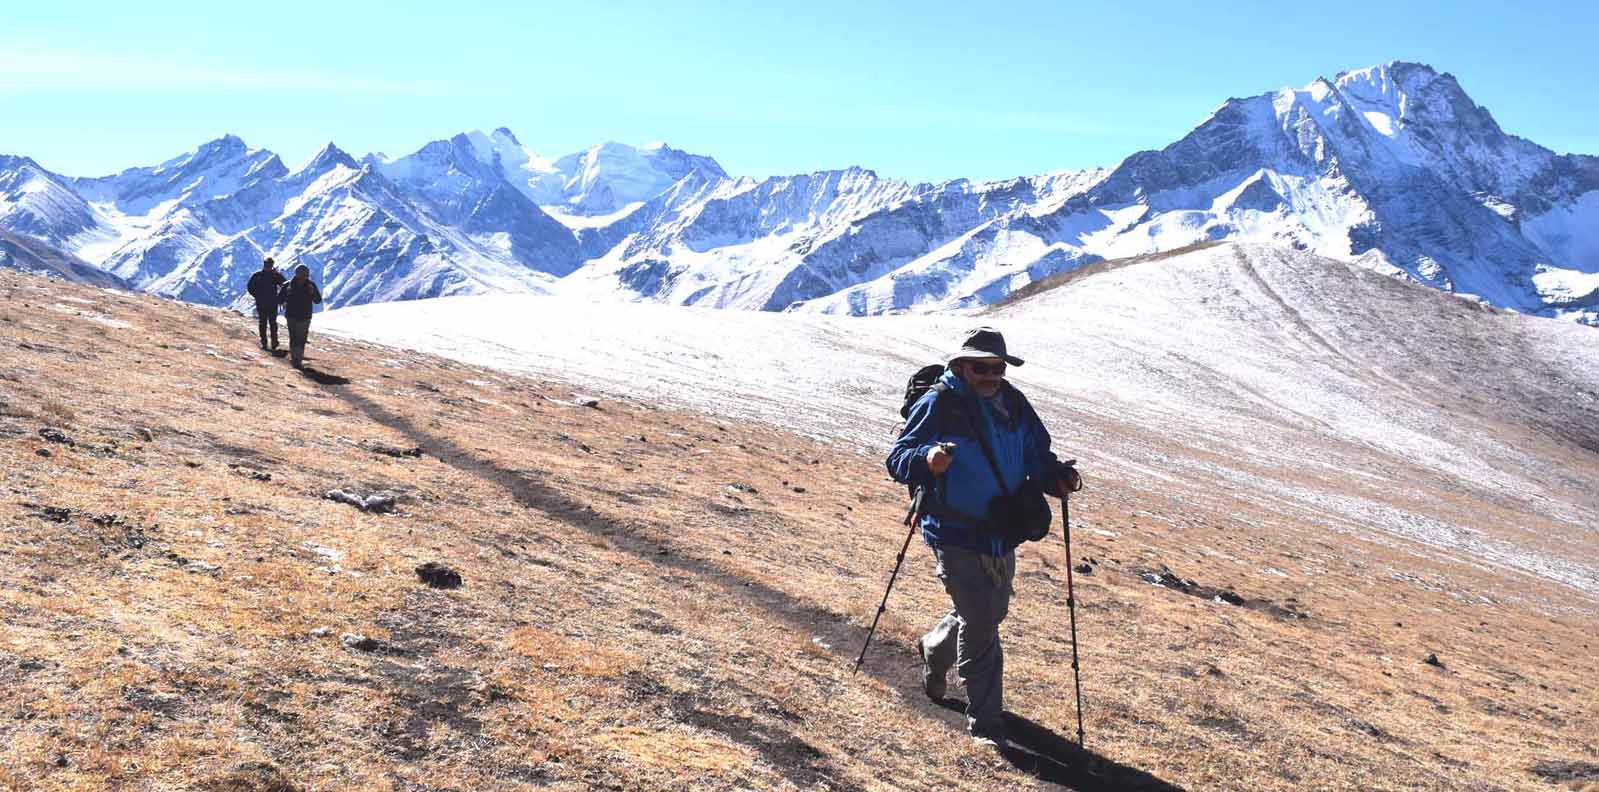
885, 327, 1081, 749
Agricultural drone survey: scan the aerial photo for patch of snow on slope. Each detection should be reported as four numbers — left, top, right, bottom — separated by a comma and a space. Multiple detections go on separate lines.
1523, 191, 1599, 288
544, 202, 644, 230
321, 243, 1599, 595
1532, 265, 1599, 302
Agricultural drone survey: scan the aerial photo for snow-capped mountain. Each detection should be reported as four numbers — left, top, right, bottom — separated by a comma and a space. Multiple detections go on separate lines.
0, 228, 127, 290
0, 155, 100, 247
371, 129, 728, 218
803, 63, 1599, 320
0, 61, 1594, 323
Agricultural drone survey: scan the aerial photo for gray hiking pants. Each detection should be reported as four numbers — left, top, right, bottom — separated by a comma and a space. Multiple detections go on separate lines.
286, 318, 311, 366
922, 544, 1015, 734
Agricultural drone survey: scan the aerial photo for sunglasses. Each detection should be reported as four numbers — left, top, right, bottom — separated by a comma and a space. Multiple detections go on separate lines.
968, 361, 1007, 376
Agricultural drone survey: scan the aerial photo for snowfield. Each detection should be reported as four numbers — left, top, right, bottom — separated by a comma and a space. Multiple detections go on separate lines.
322, 243, 1599, 599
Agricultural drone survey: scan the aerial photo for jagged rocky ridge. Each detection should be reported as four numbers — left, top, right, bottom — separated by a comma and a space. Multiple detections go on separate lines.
0, 61, 1594, 323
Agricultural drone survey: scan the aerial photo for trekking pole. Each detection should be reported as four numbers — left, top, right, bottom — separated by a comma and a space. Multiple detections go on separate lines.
1060, 467, 1087, 747
853, 486, 925, 675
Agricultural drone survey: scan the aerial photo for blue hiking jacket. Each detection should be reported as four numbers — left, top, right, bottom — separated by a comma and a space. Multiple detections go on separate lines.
885, 369, 1062, 556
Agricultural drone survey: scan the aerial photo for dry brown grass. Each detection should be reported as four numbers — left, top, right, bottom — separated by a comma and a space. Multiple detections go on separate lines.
38, 399, 76, 424
0, 267, 1595, 791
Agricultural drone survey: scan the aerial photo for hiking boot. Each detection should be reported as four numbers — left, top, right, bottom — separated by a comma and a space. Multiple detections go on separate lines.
917, 638, 946, 700
970, 723, 1007, 750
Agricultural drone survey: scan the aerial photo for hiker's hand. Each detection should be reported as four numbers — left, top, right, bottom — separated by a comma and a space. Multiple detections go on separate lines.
926, 444, 955, 476
1057, 466, 1082, 496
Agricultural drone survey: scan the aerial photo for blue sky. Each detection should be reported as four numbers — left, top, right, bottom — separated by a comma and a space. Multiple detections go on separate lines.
3, 0, 1595, 182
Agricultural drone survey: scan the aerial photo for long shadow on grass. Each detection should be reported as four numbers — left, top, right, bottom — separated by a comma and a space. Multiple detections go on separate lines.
312, 370, 1185, 791
932, 698, 1184, 791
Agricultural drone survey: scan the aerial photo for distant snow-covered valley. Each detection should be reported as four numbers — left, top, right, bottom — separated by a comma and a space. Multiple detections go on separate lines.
320, 243, 1599, 600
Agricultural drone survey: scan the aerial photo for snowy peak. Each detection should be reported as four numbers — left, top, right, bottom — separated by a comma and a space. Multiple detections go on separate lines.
547, 140, 729, 214
299, 142, 361, 176
76, 134, 284, 215
375, 129, 728, 217
1332, 62, 1504, 141
0, 156, 98, 244
491, 126, 522, 146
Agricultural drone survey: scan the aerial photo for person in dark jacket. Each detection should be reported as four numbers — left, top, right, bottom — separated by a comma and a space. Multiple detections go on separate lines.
277, 265, 323, 369
245, 257, 286, 350
885, 327, 1081, 749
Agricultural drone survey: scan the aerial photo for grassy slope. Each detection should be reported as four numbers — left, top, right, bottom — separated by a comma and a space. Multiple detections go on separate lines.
1, 267, 1595, 792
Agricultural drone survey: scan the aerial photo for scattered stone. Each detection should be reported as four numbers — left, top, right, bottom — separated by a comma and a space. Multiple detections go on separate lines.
363, 493, 397, 513
38, 427, 74, 446
135, 427, 154, 442
728, 482, 758, 494
572, 395, 600, 408
1136, 563, 1308, 620
1424, 653, 1445, 669
36, 448, 52, 458
54, 754, 69, 768
326, 489, 365, 509
1213, 591, 1246, 606
365, 442, 423, 459
415, 562, 463, 589
790, 485, 807, 494
308, 626, 333, 638
163, 551, 218, 574
341, 633, 383, 653
1073, 563, 1093, 575
32, 505, 72, 523
326, 489, 398, 513
229, 464, 272, 482
302, 543, 343, 563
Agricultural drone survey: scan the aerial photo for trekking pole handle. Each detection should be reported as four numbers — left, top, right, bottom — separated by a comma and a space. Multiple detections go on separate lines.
1057, 458, 1083, 494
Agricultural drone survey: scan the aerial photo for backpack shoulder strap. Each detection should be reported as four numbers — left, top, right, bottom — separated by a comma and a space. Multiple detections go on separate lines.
965, 403, 1011, 497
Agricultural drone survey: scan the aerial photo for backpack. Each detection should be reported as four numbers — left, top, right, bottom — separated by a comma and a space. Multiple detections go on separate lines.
899, 364, 949, 420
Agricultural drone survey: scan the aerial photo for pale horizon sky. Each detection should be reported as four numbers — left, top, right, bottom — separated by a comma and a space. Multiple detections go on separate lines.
3, 1, 1596, 183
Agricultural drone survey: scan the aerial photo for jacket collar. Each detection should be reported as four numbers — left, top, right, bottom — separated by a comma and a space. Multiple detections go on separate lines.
939, 368, 971, 398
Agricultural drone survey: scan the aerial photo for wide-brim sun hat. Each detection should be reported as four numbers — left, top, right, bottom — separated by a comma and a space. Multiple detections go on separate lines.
948, 326, 1023, 367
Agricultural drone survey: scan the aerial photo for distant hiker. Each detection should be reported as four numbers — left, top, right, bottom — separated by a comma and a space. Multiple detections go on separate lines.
246, 256, 286, 350
277, 265, 323, 369
885, 327, 1082, 749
